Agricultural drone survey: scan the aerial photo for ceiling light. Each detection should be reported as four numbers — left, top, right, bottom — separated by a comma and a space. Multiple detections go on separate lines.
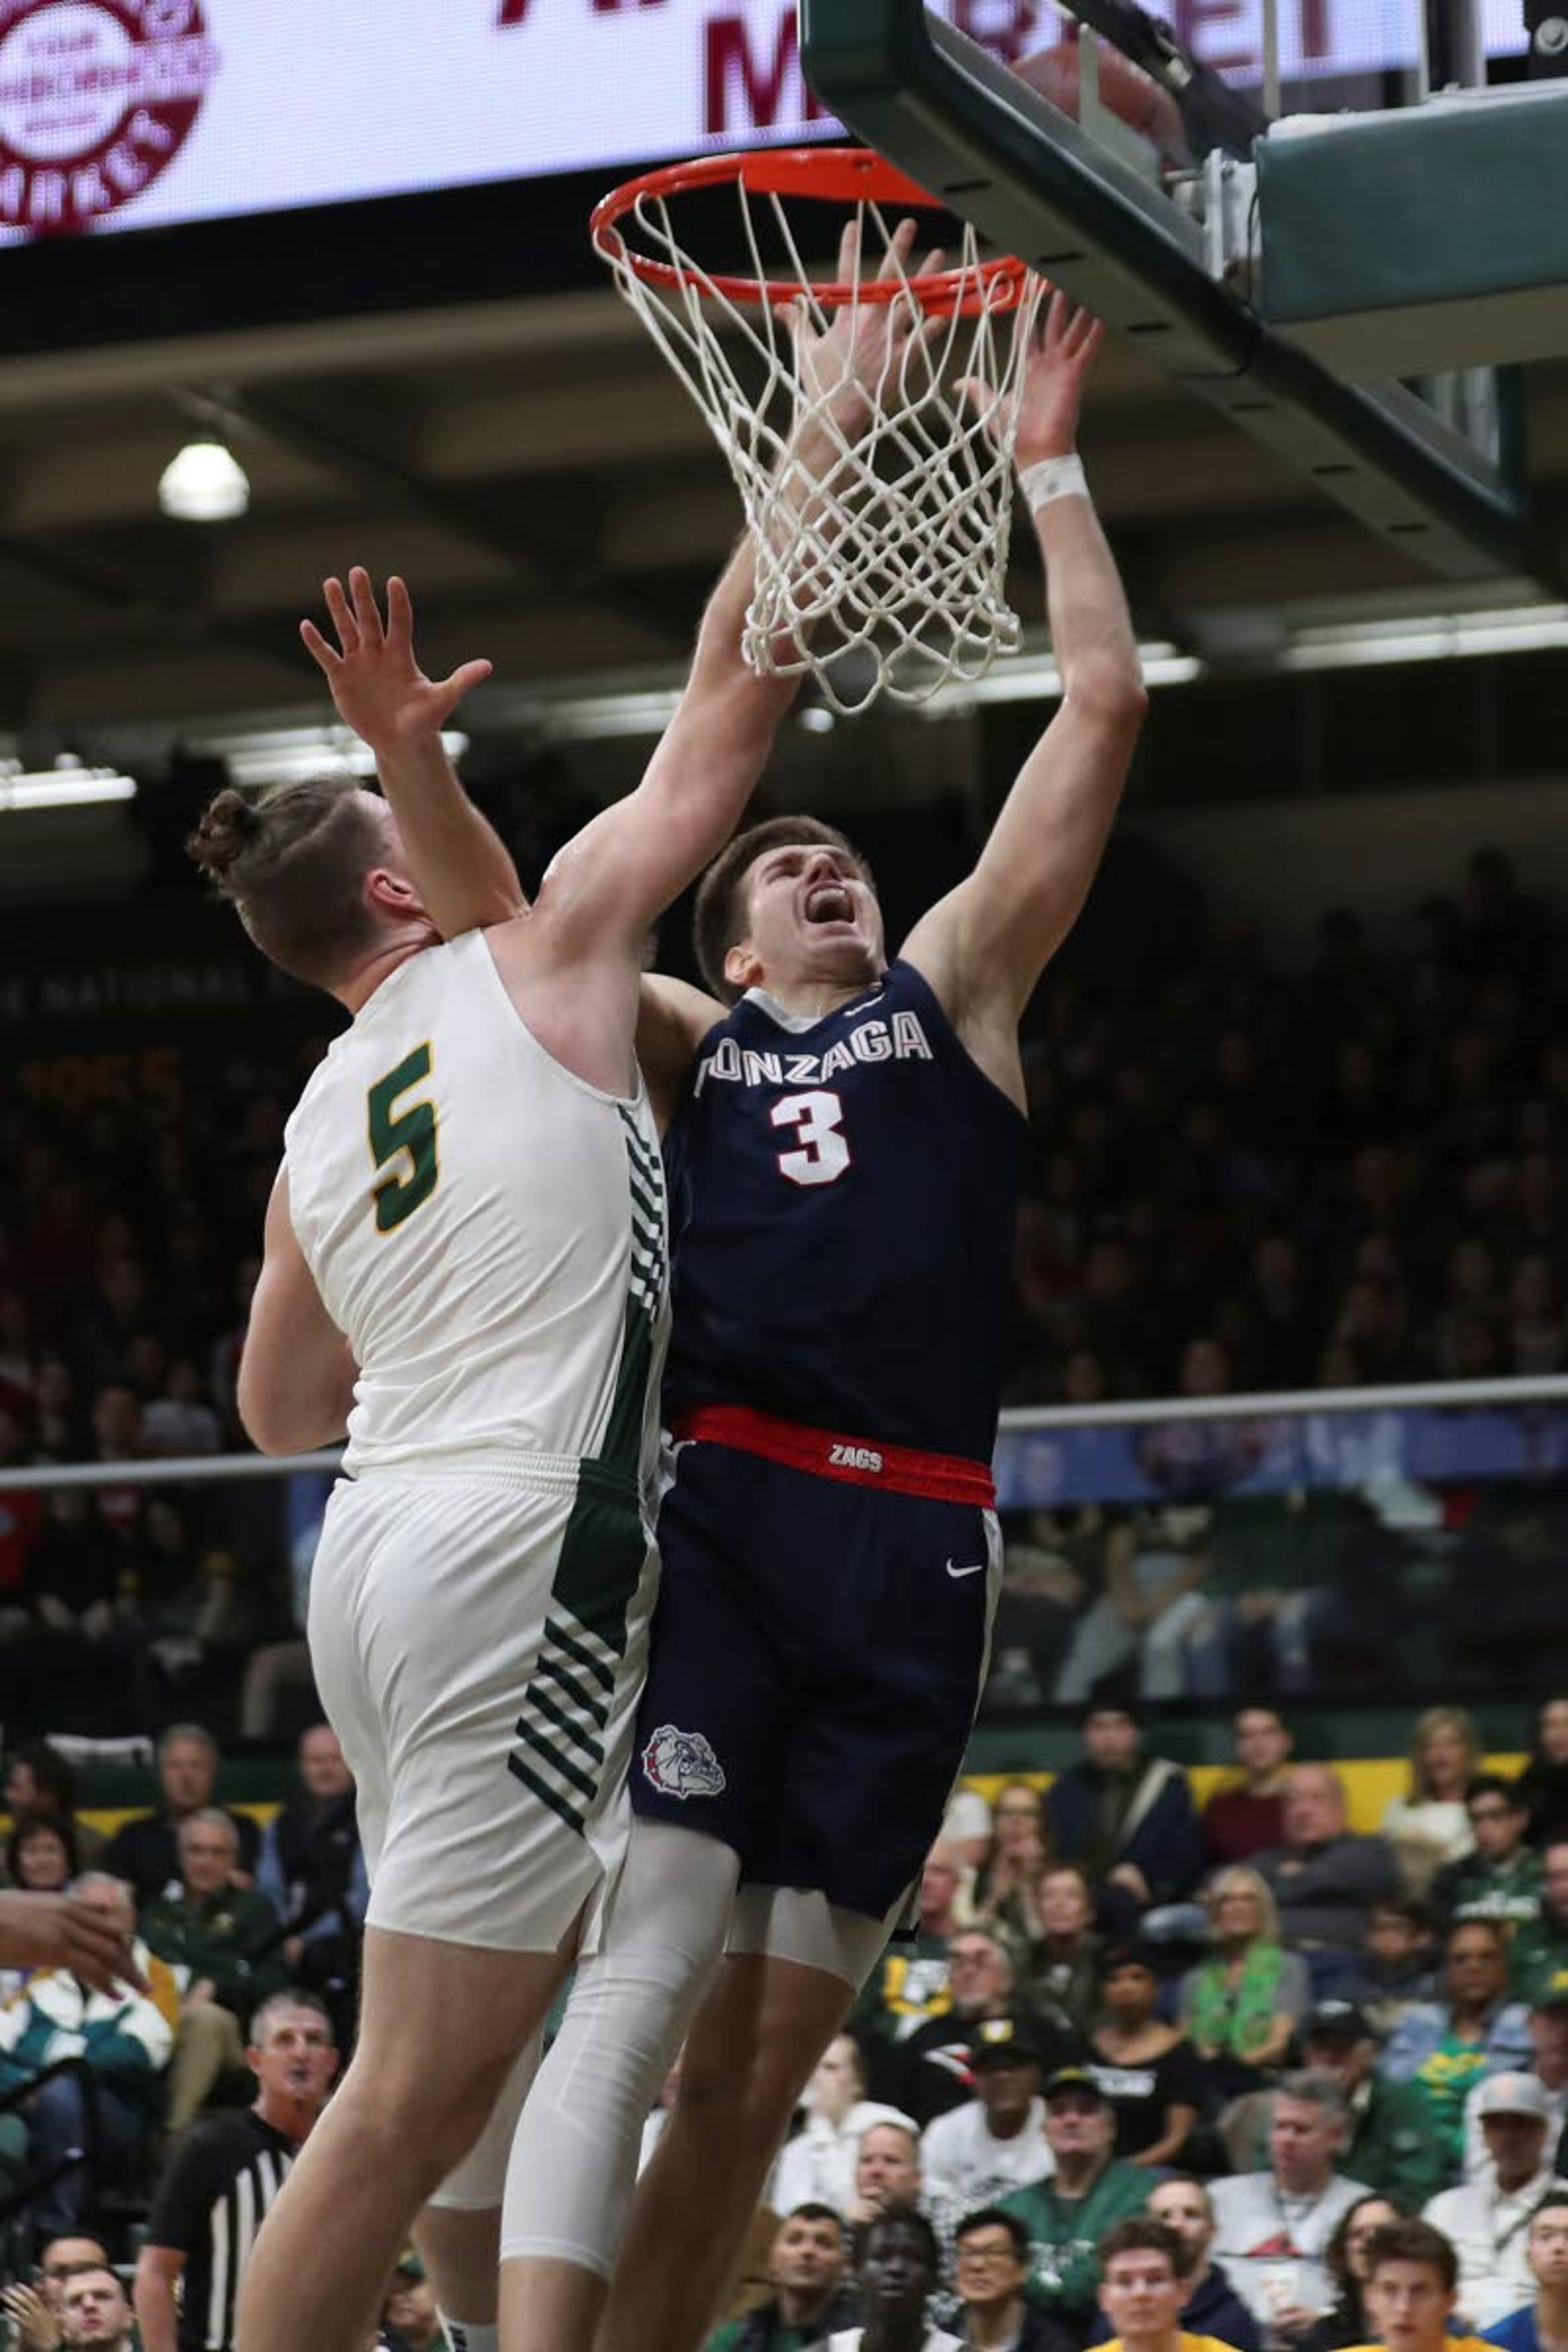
0, 757, 136, 811
919, 641, 1204, 713
1280, 603, 1568, 671
797, 705, 836, 734
185, 723, 467, 789
158, 439, 250, 523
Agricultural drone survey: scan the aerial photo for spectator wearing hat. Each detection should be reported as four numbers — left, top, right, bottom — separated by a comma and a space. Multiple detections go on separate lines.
773, 2036, 918, 2219
922, 2012, 1056, 2217
1047, 1704, 1204, 1936
1423, 2074, 1568, 2328
1510, 1845, 1568, 2009
898, 1931, 1079, 2130
1088, 2216, 1241, 2352
1381, 1921, 1532, 2175
1460, 1978, 1568, 2180
1302, 2002, 1445, 2209
999, 2067, 1151, 2339
953, 2208, 1075, 2352
1344, 2217, 1496, 2352
1480, 2191, 1568, 2352
383, 2255, 441, 2352
702, 2204, 858, 2352
1147, 2176, 1261, 2352
1208, 2070, 1372, 2341
1434, 1782, 1542, 1945
1088, 1945, 1205, 2167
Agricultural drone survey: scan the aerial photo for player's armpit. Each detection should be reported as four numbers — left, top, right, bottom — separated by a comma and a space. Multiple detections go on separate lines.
637, 974, 725, 1132
238, 1170, 358, 1457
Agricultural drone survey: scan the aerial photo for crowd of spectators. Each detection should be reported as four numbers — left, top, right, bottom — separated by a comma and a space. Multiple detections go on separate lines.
12, 1695, 1568, 2345
0, 847, 1565, 1729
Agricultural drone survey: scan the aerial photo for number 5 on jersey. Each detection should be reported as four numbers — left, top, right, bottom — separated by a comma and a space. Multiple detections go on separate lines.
771, 1089, 850, 1187
368, 1045, 439, 1232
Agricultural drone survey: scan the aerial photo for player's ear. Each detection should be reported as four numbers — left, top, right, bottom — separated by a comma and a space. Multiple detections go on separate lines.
366, 866, 424, 919
724, 938, 760, 991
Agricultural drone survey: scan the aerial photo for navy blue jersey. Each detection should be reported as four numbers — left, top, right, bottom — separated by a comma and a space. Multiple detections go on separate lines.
662, 958, 1028, 1462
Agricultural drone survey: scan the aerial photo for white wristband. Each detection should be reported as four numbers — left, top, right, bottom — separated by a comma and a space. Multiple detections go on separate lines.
1018, 452, 1088, 514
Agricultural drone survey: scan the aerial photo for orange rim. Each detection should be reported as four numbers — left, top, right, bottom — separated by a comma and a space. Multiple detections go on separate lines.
590, 145, 1032, 319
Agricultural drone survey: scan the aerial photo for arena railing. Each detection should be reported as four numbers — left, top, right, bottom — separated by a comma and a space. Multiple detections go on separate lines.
2, 1371, 1566, 1724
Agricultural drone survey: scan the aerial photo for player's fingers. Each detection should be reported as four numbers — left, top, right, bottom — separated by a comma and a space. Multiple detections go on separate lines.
299, 618, 343, 673
348, 565, 384, 646
437, 658, 494, 711
835, 216, 861, 291
322, 576, 360, 655
386, 575, 415, 652
877, 215, 919, 284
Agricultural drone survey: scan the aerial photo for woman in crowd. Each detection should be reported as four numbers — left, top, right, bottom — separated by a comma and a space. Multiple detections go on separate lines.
1381, 1706, 1479, 1895
1087, 1942, 1204, 2166
4, 1810, 78, 1893
1022, 1864, 1102, 2036
974, 1782, 1052, 1945
1180, 1867, 1310, 2092
1297, 2193, 1405, 2352
770, 2034, 913, 2218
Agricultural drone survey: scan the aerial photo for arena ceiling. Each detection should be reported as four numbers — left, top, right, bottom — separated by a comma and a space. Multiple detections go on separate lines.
0, 283, 1565, 758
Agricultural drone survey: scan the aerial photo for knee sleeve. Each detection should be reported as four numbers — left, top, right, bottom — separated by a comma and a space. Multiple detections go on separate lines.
500, 1821, 737, 2277
726, 1883, 899, 1992
427, 2027, 542, 2213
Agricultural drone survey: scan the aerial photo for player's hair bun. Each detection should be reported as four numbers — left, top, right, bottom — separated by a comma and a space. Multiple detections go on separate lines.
186, 788, 262, 884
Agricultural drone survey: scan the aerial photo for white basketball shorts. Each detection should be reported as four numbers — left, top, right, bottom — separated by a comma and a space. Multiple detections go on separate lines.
307, 1455, 658, 1953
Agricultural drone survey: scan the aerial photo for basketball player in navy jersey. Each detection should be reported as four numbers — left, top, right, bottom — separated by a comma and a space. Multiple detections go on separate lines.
353, 283, 1144, 2352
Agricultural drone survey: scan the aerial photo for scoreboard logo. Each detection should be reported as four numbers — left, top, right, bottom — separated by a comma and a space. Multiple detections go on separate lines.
0, 0, 218, 237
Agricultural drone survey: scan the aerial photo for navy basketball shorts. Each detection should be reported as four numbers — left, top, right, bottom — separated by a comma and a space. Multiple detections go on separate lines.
630, 1425, 1001, 1922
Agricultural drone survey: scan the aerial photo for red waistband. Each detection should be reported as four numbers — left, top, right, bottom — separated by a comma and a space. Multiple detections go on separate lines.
670, 1404, 996, 1507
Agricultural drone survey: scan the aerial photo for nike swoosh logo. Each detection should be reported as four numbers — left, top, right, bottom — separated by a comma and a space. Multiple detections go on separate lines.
946, 1559, 987, 1579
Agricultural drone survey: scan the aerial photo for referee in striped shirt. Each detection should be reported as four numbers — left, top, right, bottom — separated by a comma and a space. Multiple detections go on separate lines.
135, 1993, 339, 2352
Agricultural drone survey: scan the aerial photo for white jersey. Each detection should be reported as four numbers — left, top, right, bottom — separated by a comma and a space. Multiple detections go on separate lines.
284, 928, 668, 1492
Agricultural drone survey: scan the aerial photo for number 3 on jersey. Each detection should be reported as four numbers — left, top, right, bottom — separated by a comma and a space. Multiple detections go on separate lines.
771, 1089, 850, 1187
368, 1045, 439, 1232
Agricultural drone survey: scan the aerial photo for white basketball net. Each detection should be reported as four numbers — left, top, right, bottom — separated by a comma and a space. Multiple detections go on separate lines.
597, 174, 1043, 714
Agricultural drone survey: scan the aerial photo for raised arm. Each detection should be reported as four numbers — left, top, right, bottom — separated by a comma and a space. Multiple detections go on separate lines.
521, 218, 941, 958
902, 293, 1147, 1103
301, 576, 523, 938
301, 222, 940, 973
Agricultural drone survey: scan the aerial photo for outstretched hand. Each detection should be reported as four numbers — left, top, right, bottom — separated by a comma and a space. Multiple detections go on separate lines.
301, 569, 492, 755
962, 285, 1105, 467
787, 215, 944, 444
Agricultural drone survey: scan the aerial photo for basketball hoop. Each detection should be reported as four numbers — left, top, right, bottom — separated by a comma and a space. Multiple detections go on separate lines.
590, 148, 1042, 713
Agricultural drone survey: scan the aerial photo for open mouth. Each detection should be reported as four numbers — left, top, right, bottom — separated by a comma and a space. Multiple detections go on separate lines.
805, 884, 853, 925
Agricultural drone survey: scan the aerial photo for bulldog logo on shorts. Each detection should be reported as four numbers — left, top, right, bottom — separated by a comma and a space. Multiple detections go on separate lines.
641, 1724, 726, 1800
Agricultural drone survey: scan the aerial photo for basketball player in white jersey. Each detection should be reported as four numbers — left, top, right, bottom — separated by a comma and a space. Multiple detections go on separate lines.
207, 247, 935, 2352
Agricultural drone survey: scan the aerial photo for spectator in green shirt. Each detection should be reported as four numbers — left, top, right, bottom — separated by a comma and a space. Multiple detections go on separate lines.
1000, 2067, 1152, 2337
1434, 1782, 1542, 1965
1301, 2002, 1445, 2207
140, 1809, 287, 2132
1510, 1843, 1568, 2007
702, 2205, 857, 2352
